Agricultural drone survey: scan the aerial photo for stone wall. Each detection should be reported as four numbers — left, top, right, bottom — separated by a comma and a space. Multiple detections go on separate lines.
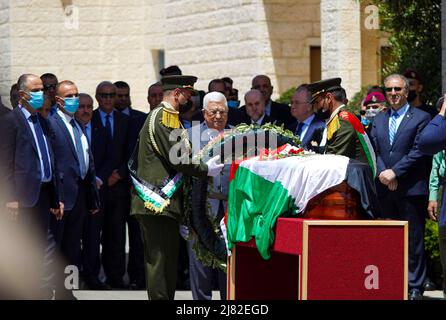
0, 0, 11, 103
0, 0, 388, 107
2, 0, 162, 110
165, 0, 320, 100
263, 0, 320, 94
320, 0, 361, 99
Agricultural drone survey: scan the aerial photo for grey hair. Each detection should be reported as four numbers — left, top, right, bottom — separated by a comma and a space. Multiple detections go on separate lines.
244, 89, 264, 102
203, 91, 227, 110
384, 74, 410, 92
17, 74, 38, 92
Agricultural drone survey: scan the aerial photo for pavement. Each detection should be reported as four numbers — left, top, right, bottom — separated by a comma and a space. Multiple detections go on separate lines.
72, 289, 442, 300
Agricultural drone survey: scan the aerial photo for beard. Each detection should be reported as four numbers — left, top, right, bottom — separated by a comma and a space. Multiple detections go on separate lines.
316, 109, 330, 120
179, 100, 193, 114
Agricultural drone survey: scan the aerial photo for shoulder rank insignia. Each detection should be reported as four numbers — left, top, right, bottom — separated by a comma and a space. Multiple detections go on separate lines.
326, 114, 340, 141
161, 107, 180, 129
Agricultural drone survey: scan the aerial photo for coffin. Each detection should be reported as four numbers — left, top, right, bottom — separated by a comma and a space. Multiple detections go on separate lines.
303, 181, 362, 220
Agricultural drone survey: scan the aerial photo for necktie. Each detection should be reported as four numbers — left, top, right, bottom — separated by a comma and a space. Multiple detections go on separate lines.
105, 114, 114, 160
295, 122, 304, 137
30, 114, 51, 180
84, 124, 91, 145
70, 119, 87, 179
389, 112, 399, 145
105, 114, 112, 139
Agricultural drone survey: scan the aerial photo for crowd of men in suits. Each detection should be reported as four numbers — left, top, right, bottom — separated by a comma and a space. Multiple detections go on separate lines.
0, 65, 445, 300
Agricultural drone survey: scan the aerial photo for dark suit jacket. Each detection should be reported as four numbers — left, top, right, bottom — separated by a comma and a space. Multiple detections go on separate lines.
287, 116, 326, 150
240, 100, 293, 126
91, 109, 129, 195
127, 113, 148, 161
127, 107, 146, 119
370, 105, 431, 197
48, 112, 100, 211
270, 100, 293, 126
0, 105, 11, 118
0, 107, 60, 207
419, 114, 446, 155
258, 114, 282, 126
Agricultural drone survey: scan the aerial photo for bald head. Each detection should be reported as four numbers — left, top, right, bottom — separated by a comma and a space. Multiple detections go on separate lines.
244, 89, 265, 122
251, 75, 273, 103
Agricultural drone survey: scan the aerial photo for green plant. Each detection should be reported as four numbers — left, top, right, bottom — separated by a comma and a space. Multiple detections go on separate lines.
277, 87, 296, 105
346, 87, 369, 114
425, 219, 440, 261
368, 0, 441, 104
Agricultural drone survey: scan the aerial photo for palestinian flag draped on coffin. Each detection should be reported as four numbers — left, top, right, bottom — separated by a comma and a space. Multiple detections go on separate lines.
227, 153, 380, 260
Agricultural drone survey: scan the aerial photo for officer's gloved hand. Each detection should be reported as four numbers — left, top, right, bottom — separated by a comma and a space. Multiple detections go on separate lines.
206, 155, 224, 177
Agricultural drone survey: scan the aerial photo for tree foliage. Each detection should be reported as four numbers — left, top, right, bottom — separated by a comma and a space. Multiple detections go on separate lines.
370, 0, 441, 104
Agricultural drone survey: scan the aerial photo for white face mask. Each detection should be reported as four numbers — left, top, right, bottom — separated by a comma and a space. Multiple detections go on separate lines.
365, 108, 380, 120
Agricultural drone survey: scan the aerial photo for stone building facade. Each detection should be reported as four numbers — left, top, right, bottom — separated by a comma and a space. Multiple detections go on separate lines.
0, 0, 386, 110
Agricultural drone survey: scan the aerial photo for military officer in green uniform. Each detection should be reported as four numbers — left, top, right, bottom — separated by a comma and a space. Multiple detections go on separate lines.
130, 75, 224, 300
307, 78, 376, 172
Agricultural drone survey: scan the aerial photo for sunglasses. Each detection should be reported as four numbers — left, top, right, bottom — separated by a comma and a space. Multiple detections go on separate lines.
43, 84, 57, 91
384, 87, 402, 92
98, 93, 116, 98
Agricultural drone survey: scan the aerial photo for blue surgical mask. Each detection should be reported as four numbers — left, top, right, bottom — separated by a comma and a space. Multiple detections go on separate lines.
27, 91, 44, 109
361, 117, 370, 127
227, 100, 239, 109
63, 97, 80, 114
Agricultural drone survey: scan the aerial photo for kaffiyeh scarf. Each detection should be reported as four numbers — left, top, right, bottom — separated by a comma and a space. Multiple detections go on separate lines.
128, 106, 185, 213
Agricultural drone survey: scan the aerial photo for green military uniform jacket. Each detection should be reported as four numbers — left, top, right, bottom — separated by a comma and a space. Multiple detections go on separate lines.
131, 101, 208, 220
325, 105, 369, 165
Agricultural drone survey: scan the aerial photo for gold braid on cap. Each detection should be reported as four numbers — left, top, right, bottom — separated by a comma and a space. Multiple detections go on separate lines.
312, 89, 326, 97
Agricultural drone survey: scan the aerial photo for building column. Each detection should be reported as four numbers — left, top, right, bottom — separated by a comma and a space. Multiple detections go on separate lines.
442, 0, 446, 92
320, 0, 361, 99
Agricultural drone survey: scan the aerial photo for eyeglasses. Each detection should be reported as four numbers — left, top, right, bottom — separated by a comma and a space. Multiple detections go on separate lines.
385, 87, 402, 93
206, 110, 228, 116
98, 93, 116, 98
43, 84, 57, 91
116, 94, 129, 98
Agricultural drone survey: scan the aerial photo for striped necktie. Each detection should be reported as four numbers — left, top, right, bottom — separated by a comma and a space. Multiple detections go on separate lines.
389, 112, 400, 145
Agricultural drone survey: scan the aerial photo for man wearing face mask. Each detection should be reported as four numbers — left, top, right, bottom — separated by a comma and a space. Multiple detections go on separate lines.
403, 69, 438, 119
307, 78, 375, 170
130, 75, 224, 300
360, 91, 387, 131
47, 80, 100, 299
0, 73, 63, 298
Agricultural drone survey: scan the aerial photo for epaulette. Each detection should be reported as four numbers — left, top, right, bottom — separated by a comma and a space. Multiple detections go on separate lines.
161, 107, 180, 129
327, 114, 340, 141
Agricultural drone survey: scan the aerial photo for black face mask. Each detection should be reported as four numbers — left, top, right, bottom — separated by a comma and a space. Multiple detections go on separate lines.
314, 96, 331, 120
316, 109, 330, 120
407, 90, 417, 103
179, 100, 193, 114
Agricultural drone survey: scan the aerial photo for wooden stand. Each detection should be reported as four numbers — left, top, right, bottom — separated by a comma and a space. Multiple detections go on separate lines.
228, 218, 408, 300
